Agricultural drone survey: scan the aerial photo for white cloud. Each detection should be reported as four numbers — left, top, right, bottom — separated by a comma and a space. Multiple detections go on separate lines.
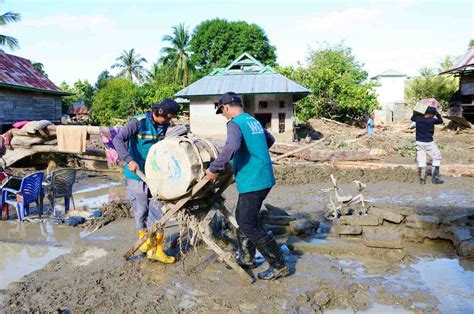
298, 7, 380, 32
22, 14, 116, 32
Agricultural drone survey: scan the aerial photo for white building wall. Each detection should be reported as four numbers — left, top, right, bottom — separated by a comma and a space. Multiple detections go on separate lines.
189, 96, 227, 139
374, 75, 408, 122
188, 94, 295, 142
253, 94, 294, 142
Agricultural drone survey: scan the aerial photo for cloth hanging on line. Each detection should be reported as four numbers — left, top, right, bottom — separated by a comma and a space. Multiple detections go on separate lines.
57, 125, 88, 153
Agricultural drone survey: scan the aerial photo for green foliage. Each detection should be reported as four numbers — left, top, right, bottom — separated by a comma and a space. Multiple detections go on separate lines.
95, 70, 112, 89
60, 80, 94, 112
112, 49, 147, 83
189, 18, 276, 74
91, 78, 141, 125
405, 57, 459, 110
31, 62, 48, 78
278, 44, 379, 122
141, 80, 182, 106
401, 139, 416, 158
160, 23, 194, 85
0, 11, 21, 50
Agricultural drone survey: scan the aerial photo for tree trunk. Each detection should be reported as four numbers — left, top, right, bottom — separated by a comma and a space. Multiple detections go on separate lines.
270, 144, 385, 161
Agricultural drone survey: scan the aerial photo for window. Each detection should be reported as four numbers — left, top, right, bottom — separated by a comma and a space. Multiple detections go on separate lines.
258, 101, 268, 109
278, 113, 286, 133
279, 101, 285, 108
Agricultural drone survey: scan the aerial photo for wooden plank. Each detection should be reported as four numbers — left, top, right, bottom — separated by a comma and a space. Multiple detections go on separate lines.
271, 145, 385, 162
271, 137, 326, 163
200, 232, 254, 284
331, 161, 474, 177
2, 145, 106, 168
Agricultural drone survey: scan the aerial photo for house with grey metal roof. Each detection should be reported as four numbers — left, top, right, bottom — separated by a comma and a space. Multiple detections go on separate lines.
0, 51, 69, 125
175, 53, 310, 141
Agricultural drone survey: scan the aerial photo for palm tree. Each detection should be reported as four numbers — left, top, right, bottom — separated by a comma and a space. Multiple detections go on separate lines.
160, 23, 194, 85
111, 48, 147, 83
147, 62, 161, 82
0, 11, 21, 50
419, 67, 434, 78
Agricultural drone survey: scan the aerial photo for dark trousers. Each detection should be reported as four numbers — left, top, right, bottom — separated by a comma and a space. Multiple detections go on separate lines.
235, 188, 271, 244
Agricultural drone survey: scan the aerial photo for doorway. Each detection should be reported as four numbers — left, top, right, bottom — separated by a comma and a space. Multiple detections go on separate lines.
254, 113, 272, 130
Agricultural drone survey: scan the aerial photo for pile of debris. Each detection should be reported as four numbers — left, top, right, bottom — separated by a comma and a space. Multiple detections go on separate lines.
262, 203, 319, 236
322, 176, 474, 258
62, 200, 133, 231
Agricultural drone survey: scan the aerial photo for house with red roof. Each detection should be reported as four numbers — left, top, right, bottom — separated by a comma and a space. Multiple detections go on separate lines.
0, 51, 69, 125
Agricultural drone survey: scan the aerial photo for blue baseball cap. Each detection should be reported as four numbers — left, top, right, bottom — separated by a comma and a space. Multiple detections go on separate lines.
152, 98, 179, 117
216, 92, 242, 114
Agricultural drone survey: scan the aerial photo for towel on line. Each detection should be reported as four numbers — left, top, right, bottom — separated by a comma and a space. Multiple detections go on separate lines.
57, 125, 88, 153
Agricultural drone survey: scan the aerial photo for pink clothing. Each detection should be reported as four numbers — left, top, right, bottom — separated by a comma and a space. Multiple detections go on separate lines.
12, 121, 28, 129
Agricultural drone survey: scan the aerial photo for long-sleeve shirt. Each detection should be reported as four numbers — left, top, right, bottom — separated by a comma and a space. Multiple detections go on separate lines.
208, 121, 275, 173
411, 112, 443, 142
112, 117, 169, 164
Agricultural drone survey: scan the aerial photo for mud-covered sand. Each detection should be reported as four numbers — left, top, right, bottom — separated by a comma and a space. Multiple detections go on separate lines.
1, 174, 473, 313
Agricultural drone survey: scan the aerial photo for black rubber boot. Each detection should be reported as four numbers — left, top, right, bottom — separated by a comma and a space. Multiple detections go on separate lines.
236, 230, 257, 269
418, 167, 426, 185
256, 233, 289, 280
431, 166, 444, 184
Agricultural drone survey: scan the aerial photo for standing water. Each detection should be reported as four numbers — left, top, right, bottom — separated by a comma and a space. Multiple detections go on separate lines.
0, 220, 82, 289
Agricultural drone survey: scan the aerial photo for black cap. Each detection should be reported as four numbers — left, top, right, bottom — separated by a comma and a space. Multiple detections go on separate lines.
216, 92, 242, 114
152, 98, 179, 117
426, 106, 437, 114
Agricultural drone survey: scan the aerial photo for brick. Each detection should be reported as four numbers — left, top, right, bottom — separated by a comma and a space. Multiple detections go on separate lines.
451, 226, 472, 244
457, 240, 474, 258
333, 224, 363, 235
441, 215, 469, 226
406, 215, 439, 230
369, 208, 404, 224
399, 208, 416, 217
422, 228, 453, 241
339, 215, 381, 226
364, 233, 403, 249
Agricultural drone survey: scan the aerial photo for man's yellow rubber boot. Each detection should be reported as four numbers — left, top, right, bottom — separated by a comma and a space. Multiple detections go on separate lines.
138, 229, 154, 254
146, 232, 175, 264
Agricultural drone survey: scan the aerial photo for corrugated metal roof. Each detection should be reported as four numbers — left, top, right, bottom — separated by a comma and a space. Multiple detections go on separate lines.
439, 45, 474, 75
0, 51, 65, 95
175, 73, 310, 97
453, 45, 474, 69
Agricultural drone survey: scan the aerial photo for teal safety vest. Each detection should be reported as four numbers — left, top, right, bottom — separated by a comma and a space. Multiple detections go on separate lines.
231, 113, 275, 194
124, 111, 168, 181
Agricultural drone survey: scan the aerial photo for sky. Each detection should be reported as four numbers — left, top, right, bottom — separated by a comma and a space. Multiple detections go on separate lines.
4, 0, 474, 86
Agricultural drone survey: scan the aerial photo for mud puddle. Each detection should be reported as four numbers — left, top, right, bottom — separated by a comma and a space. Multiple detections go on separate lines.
50, 180, 126, 215
0, 220, 83, 290
335, 257, 474, 313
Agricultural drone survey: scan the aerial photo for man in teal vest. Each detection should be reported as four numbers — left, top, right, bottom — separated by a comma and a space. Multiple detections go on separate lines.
205, 92, 289, 280
113, 99, 179, 264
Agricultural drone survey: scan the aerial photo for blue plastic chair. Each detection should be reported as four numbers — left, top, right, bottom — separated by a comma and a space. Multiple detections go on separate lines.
1, 171, 44, 221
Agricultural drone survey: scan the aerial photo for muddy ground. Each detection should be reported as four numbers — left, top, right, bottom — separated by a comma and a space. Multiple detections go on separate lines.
1, 169, 473, 313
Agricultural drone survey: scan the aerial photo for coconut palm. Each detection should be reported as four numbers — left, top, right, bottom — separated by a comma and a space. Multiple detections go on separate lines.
147, 62, 162, 82
112, 48, 147, 83
0, 11, 21, 50
160, 23, 194, 85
